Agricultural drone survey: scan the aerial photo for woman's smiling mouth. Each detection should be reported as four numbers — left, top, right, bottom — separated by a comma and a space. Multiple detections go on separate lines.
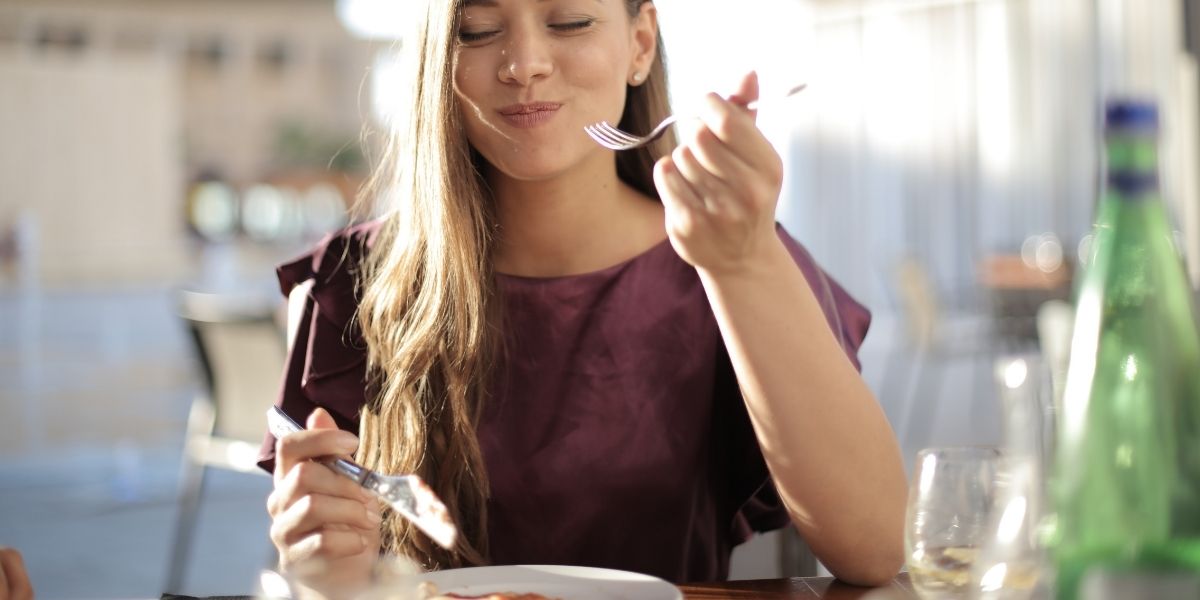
497, 102, 563, 128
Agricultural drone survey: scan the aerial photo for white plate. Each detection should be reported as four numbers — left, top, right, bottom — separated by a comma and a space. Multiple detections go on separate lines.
417, 565, 682, 600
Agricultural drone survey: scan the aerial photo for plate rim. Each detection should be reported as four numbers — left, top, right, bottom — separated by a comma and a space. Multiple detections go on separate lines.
418, 564, 683, 600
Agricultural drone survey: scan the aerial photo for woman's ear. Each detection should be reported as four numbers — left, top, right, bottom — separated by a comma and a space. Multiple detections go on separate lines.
628, 1, 658, 86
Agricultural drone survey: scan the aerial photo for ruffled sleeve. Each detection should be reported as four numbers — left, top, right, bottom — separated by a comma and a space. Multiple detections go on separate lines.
776, 224, 871, 370
729, 223, 873, 540
256, 220, 382, 473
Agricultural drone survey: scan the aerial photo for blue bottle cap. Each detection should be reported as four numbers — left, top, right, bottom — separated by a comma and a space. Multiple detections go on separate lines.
1105, 99, 1159, 132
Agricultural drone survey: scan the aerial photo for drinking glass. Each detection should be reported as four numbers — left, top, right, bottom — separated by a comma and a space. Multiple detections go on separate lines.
255, 555, 427, 600
970, 354, 1056, 599
905, 446, 1003, 598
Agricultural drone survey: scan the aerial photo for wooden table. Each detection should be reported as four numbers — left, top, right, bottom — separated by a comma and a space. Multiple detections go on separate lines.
680, 573, 915, 599
163, 573, 917, 600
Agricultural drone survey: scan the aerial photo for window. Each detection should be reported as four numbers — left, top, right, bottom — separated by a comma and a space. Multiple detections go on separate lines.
187, 36, 227, 69
112, 28, 158, 55
258, 39, 292, 74
35, 22, 87, 53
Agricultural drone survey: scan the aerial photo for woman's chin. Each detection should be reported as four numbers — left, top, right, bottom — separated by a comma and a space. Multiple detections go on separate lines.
490, 157, 578, 183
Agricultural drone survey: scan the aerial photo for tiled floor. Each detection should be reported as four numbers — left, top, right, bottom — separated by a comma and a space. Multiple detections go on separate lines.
0, 286, 1008, 599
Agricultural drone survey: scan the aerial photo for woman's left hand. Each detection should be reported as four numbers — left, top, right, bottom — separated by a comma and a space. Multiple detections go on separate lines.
653, 70, 784, 277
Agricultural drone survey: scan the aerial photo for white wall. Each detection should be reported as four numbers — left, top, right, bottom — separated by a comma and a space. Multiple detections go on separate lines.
0, 51, 187, 285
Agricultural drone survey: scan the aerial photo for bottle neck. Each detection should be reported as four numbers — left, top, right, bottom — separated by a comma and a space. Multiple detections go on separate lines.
1105, 130, 1160, 200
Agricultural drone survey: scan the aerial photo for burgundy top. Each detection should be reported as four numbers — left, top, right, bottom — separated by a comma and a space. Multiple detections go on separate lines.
257, 220, 871, 583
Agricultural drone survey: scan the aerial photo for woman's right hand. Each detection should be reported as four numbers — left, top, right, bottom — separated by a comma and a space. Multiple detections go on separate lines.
267, 407, 383, 595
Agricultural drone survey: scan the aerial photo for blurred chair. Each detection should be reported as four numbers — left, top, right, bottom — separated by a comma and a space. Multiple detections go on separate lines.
885, 258, 996, 452
166, 289, 286, 593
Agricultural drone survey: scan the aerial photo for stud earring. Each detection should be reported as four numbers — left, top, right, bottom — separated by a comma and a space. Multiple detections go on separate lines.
631, 72, 645, 84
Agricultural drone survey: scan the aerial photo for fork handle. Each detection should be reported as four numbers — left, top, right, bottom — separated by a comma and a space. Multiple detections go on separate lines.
320, 456, 370, 484
743, 83, 807, 111
267, 406, 372, 485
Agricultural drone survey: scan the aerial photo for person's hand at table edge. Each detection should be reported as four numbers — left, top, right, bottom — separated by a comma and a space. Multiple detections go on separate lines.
0, 546, 34, 600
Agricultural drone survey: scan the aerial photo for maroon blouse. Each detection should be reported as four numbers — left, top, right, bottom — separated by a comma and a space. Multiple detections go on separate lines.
257, 220, 871, 583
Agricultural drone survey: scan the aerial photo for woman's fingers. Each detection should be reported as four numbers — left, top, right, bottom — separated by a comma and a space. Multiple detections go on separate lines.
670, 144, 724, 200
684, 125, 754, 184
654, 156, 703, 213
0, 547, 33, 600
698, 95, 782, 183
281, 528, 372, 565
273, 408, 359, 485
670, 143, 754, 222
271, 493, 381, 548
726, 70, 760, 115
306, 405, 338, 430
268, 461, 372, 517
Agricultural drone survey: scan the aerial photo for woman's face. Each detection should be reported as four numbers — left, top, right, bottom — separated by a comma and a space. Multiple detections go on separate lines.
453, 0, 656, 182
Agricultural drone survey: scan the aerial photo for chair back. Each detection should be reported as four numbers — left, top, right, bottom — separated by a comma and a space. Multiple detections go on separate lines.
177, 290, 285, 445
895, 258, 939, 349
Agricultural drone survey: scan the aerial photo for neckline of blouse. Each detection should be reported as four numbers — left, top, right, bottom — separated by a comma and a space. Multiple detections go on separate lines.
494, 236, 675, 285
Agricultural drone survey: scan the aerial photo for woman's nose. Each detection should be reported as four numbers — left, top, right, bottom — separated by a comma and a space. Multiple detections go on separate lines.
498, 32, 553, 85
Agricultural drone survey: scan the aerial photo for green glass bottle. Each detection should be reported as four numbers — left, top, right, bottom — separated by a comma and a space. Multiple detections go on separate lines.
1052, 100, 1200, 599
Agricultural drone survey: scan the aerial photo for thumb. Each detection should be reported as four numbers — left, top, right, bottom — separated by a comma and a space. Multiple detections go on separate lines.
306, 406, 339, 431
728, 70, 760, 117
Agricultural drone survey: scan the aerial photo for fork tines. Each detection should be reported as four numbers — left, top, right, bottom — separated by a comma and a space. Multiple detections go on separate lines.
585, 122, 642, 151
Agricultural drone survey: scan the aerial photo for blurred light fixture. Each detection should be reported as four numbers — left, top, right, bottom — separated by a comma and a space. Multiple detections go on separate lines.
188, 181, 239, 241
1021, 233, 1064, 273
303, 183, 349, 236
243, 184, 304, 242
1035, 236, 1064, 273
1020, 235, 1040, 269
1003, 358, 1028, 390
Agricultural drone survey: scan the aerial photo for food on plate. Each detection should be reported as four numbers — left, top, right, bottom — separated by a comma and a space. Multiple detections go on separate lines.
437, 594, 555, 600
419, 581, 559, 600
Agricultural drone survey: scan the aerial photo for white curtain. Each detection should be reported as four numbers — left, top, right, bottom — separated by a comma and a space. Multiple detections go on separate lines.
661, 0, 1190, 308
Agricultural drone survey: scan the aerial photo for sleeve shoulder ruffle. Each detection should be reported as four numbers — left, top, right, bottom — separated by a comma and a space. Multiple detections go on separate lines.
256, 220, 382, 472
775, 223, 872, 371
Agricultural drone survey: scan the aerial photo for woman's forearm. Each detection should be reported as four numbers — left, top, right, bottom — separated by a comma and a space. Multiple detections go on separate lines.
697, 236, 907, 585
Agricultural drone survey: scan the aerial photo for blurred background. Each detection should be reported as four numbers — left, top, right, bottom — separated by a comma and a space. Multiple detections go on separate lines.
1, 0, 1198, 597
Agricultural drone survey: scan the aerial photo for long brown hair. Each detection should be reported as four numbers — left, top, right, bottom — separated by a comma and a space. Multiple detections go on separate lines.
354, 0, 675, 570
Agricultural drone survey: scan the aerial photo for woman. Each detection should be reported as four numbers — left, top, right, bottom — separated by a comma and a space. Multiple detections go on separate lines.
261, 0, 906, 592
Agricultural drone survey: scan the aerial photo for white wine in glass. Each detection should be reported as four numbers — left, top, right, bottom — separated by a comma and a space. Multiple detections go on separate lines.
905, 447, 1002, 598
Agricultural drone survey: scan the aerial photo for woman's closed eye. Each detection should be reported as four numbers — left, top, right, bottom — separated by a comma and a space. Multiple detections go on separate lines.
458, 18, 596, 45
459, 29, 500, 44
549, 18, 596, 34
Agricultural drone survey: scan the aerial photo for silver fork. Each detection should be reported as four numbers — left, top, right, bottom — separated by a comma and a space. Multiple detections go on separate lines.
266, 406, 458, 550
584, 83, 808, 151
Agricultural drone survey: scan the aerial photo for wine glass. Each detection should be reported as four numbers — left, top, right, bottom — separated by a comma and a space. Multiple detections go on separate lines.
970, 354, 1057, 599
254, 554, 427, 600
905, 446, 1003, 598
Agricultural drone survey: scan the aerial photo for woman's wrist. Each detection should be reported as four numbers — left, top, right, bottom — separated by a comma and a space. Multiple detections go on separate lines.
693, 232, 792, 284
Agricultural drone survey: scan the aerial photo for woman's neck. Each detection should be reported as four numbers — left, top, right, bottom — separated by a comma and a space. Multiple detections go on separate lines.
489, 152, 665, 277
